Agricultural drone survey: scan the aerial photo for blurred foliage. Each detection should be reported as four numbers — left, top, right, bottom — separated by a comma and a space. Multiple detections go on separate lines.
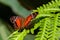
0, 19, 11, 40
8, 0, 60, 40
0, 0, 31, 17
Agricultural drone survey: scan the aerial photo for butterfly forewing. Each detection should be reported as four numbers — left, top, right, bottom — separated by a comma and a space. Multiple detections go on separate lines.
23, 12, 38, 28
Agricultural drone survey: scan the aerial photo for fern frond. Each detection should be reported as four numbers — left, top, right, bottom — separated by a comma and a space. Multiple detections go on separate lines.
30, 20, 41, 34
37, 0, 60, 13
8, 29, 29, 40
35, 14, 60, 40
31, 0, 60, 40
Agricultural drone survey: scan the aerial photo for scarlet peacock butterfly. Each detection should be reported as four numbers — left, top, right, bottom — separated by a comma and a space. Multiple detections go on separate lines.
10, 12, 38, 30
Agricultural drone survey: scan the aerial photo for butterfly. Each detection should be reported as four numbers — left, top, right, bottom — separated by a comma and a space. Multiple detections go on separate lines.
10, 12, 38, 30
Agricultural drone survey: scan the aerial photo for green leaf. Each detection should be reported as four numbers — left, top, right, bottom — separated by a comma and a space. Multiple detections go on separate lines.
8, 29, 29, 40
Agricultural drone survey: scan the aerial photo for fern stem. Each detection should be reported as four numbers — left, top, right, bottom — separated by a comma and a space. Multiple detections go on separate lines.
52, 14, 58, 40
39, 18, 47, 40
44, 8, 60, 12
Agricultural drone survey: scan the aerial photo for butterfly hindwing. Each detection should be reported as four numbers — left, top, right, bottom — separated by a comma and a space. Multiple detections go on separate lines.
10, 16, 25, 30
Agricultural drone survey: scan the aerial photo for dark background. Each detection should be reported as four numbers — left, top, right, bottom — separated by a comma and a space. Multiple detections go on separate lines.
18, 0, 51, 10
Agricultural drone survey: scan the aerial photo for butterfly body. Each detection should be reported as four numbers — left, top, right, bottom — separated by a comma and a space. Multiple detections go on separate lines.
10, 12, 38, 30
